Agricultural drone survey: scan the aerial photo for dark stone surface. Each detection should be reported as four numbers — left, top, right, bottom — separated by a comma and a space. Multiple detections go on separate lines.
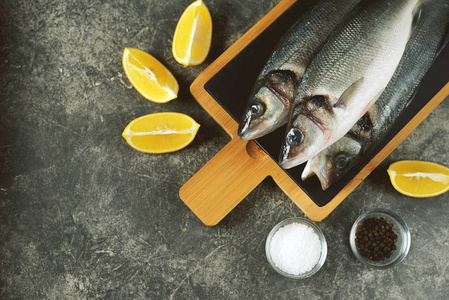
0, 0, 448, 299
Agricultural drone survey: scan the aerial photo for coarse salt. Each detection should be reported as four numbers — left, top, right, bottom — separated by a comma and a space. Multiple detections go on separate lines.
269, 222, 322, 275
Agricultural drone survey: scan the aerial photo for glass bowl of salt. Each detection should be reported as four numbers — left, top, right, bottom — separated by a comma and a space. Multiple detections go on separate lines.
265, 217, 327, 279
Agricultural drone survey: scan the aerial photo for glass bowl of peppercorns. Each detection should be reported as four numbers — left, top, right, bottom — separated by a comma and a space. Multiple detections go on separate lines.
349, 208, 411, 269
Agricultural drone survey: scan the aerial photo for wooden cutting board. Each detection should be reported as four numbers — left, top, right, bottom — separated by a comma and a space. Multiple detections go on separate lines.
179, 0, 449, 226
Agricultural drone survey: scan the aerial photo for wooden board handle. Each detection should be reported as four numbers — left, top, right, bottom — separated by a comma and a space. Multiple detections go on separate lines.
179, 140, 271, 226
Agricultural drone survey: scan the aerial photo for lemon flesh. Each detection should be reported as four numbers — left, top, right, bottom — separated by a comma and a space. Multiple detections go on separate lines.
172, 0, 212, 66
387, 160, 449, 198
122, 112, 200, 154
122, 47, 179, 103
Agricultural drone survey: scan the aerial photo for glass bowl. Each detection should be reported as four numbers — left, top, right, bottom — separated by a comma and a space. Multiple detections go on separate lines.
349, 208, 411, 269
265, 217, 327, 279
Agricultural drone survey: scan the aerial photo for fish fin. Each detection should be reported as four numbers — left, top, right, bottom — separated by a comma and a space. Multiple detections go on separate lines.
405, 84, 420, 108
333, 77, 365, 109
437, 26, 449, 55
411, 6, 422, 36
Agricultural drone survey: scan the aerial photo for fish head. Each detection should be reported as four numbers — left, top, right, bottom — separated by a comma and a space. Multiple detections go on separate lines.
302, 137, 362, 189
279, 112, 326, 169
238, 70, 297, 140
238, 87, 288, 139
279, 95, 335, 169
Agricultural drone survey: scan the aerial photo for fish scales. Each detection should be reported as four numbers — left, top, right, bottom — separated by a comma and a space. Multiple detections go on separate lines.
280, 0, 421, 169
238, 0, 361, 140
302, 0, 449, 189
261, 0, 357, 78
300, 1, 414, 100
371, 1, 449, 137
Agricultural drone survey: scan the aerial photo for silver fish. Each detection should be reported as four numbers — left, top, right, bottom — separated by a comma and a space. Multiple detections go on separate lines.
238, 0, 361, 140
279, 0, 421, 169
302, 0, 449, 190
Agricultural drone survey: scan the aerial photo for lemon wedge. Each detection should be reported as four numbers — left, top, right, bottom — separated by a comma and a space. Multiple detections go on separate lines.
387, 160, 449, 198
122, 47, 179, 103
172, 0, 212, 66
122, 112, 200, 154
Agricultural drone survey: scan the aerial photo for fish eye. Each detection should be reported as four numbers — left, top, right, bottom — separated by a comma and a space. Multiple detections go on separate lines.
287, 128, 304, 146
250, 101, 265, 117
334, 153, 350, 170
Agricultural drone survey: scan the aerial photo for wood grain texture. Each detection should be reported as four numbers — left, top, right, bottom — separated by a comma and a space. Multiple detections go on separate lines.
179, 0, 449, 226
179, 140, 271, 226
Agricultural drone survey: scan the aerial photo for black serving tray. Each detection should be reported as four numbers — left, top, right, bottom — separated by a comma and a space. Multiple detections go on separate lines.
204, 0, 449, 207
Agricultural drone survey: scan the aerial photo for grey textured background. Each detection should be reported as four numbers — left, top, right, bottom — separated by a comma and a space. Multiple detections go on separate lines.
1, 0, 448, 299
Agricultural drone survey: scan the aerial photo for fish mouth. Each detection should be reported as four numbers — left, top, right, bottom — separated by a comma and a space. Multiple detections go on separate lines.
279, 154, 308, 169
238, 116, 267, 140
314, 167, 331, 190
239, 129, 260, 140
237, 121, 248, 138
301, 160, 315, 181
301, 156, 330, 189
278, 158, 297, 169
238, 110, 253, 139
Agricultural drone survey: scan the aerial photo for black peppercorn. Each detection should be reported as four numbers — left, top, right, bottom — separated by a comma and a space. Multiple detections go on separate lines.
355, 217, 398, 261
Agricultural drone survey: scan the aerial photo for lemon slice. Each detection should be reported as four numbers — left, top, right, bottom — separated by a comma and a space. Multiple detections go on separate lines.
172, 0, 212, 66
122, 47, 179, 103
122, 112, 200, 154
387, 160, 449, 198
